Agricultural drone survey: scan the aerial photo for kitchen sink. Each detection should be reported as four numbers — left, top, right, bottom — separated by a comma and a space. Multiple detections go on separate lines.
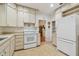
0, 37, 7, 41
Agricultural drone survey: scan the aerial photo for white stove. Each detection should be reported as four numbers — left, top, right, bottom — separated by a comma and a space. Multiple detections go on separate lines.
24, 27, 38, 49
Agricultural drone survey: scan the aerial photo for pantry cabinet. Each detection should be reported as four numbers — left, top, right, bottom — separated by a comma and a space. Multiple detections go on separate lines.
17, 6, 24, 27
7, 4, 17, 26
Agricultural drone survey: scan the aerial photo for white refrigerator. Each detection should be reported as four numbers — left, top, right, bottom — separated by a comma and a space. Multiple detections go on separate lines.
56, 13, 79, 56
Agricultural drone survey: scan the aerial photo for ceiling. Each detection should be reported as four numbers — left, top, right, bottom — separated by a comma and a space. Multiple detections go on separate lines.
17, 3, 63, 14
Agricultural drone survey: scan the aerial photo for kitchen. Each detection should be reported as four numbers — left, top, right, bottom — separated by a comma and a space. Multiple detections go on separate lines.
0, 3, 79, 56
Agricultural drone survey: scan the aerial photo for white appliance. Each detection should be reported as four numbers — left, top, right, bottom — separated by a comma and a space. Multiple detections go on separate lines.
56, 13, 79, 56
24, 27, 38, 49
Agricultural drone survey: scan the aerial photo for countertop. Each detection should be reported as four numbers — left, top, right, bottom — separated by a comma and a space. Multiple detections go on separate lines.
0, 34, 15, 46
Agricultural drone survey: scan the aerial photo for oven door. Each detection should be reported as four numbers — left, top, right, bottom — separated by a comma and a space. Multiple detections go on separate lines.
24, 31, 37, 44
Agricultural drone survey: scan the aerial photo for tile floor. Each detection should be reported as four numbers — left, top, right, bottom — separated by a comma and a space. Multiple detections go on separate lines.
14, 42, 66, 56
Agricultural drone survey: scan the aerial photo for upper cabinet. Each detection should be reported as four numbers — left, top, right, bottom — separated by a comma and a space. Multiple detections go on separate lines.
23, 7, 36, 23
29, 8, 36, 23
0, 3, 36, 27
0, 4, 17, 27
17, 5, 24, 27
7, 4, 17, 26
23, 7, 29, 23
0, 4, 7, 26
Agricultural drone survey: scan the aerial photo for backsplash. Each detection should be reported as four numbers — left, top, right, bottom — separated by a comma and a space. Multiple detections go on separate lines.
1, 27, 24, 34
0, 27, 2, 34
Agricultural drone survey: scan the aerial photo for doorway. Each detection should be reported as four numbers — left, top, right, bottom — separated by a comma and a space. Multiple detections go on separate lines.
39, 20, 46, 45
52, 21, 57, 46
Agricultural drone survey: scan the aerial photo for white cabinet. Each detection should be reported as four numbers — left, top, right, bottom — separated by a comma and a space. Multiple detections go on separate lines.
0, 4, 17, 27
0, 40, 10, 56
24, 12, 29, 23
0, 4, 7, 26
29, 9, 36, 23
23, 7, 29, 23
7, 5, 17, 26
10, 37, 15, 56
0, 36, 15, 56
15, 32, 24, 50
0, 51, 5, 56
17, 11, 24, 27
17, 6, 24, 27
29, 13, 35, 23
24, 8, 36, 23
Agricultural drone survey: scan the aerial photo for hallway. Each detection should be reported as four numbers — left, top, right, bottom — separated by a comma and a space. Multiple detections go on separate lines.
14, 43, 65, 56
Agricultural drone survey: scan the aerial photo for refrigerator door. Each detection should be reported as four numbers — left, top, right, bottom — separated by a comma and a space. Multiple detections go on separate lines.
56, 14, 76, 41
57, 38, 76, 56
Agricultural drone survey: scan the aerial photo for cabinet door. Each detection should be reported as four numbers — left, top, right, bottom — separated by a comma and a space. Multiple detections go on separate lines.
17, 11, 24, 27
0, 46, 5, 56
10, 37, 15, 56
0, 4, 7, 26
4, 46, 10, 56
29, 13, 35, 23
29, 9, 35, 23
7, 6, 17, 26
24, 12, 29, 23
0, 51, 5, 56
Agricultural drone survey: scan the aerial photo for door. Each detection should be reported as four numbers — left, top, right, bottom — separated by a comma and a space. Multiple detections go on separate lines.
39, 20, 46, 43
56, 15, 76, 41
29, 9, 36, 23
7, 6, 17, 26
0, 4, 7, 26
24, 12, 29, 23
52, 21, 57, 46
17, 11, 24, 27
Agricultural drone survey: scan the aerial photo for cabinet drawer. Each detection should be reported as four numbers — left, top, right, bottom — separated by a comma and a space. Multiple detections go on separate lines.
15, 45, 23, 50
16, 41, 23, 46
16, 38, 23, 43
16, 35, 24, 39
5, 45, 10, 56
15, 32, 24, 36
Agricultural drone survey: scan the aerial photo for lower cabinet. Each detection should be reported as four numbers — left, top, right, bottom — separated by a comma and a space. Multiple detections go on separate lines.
0, 36, 15, 56
10, 37, 15, 56
15, 32, 24, 50
0, 51, 5, 56
0, 40, 10, 56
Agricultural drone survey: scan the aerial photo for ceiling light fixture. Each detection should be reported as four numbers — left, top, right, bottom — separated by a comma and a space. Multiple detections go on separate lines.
50, 4, 53, 7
